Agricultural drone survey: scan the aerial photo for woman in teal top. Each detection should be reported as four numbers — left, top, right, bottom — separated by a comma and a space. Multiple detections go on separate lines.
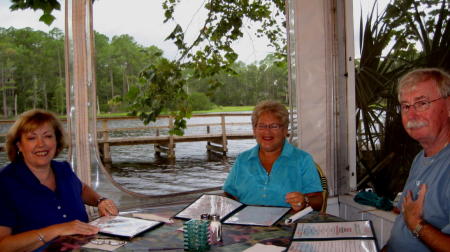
223, 101, 323, 212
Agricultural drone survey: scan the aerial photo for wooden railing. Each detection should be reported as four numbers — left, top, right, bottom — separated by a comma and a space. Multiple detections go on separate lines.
96, 113, 254, 162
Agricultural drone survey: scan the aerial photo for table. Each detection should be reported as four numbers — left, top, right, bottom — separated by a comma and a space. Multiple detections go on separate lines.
45, 204, 343, 252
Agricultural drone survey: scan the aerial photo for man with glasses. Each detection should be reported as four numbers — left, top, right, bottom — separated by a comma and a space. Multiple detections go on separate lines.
385, 68, 450, 251
223, 100, 323, 212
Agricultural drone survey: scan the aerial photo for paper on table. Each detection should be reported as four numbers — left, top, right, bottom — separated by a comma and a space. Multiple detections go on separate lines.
90, 216, 161, 238
175, 194, 243, 221
223, 205, 290, 226
284, 206, 313, 224
132, 213, 174, 224
287, 239, 377, 252
82, 239, 127, 251
243, 243, 286, 252
293, 220, 374, 239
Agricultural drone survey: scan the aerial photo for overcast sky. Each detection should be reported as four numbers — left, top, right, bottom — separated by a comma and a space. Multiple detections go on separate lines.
0, 0, 275, 63
0, 0, 389, 62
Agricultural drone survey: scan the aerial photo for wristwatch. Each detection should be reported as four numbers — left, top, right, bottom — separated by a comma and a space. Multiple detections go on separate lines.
296, 196, 309, 207
412, 221, 425, 238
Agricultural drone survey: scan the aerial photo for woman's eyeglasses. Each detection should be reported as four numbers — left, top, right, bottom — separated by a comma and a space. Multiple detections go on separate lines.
255, 123, 284, 131
90, 238, 126, 246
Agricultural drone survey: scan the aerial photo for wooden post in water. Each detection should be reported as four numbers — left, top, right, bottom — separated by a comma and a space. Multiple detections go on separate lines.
153, 117, 175, 159
205, 115, 228, 156
221, 115, 228, 154
101, 120, 111, 163
206, 125, 212, 157
168, 116, 175, 159
154, 128, 161, 157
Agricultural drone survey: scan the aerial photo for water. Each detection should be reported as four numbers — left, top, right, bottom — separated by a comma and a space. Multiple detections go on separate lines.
0, 114, 255, 195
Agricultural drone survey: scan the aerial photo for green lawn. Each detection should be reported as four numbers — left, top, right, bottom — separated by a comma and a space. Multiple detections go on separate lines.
98, 106, 254, 117
193, 106, 254, 113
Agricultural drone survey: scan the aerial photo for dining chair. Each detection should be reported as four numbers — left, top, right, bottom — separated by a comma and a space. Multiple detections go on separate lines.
315, 162, 329, 213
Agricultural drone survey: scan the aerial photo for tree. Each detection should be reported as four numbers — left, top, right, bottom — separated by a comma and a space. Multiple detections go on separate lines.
7, 0, 287, 132
0, 28, 18, 117
385, 0, 449, 69
188, 92, 215, 111
126, 0, 287, 133
0, 25, 172, 116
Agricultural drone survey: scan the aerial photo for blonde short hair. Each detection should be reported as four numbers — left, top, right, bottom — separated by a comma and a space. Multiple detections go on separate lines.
251, 100, 289, 128
6, 109, 66, 162
397, 68, 450, 100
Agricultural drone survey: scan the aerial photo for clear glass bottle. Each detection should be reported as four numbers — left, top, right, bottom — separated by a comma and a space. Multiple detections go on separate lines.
208, 214, 222, 244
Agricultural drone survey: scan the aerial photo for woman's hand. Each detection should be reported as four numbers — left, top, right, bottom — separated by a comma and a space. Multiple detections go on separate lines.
54, 220, 99, 236
0, 221, 99, 252
286, 192, 307, 212
98, 199, 119, 216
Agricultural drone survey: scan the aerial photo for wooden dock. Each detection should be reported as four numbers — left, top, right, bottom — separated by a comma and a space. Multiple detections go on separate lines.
96, 113, 254, 162
97, 132, 254, 160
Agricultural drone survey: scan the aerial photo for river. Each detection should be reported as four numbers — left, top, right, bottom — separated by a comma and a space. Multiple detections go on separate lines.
0, 114, 255, 195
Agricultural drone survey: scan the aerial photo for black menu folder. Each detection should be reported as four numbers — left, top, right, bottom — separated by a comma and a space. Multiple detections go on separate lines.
287, 220, 379, 252
174, 194, 290, 226
89, 215, 163, 238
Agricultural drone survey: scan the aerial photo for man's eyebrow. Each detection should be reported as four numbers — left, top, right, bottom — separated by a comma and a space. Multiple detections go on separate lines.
413, 95, 430, 101
401, 95, 429, 103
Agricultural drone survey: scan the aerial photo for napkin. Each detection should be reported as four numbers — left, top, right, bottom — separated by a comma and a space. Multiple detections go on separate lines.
82, 240, 126, 251
284, 206, 313, 224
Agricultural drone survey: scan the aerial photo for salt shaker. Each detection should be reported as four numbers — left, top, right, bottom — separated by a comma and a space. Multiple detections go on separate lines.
209, 214, 222, 244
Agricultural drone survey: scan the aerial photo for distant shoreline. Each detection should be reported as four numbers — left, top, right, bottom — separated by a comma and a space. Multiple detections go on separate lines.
0, 106, 255, 121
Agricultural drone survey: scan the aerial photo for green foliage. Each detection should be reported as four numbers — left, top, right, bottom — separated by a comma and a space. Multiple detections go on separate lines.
115, 0, 285, 133
0, 25, 286, 122
194, 106, 254, 113
384, 0, 450, 68
9, 0, 61, 25
188, 92, 215, 111
0, 26, 164, 117
355, 0, 449, 198
186, 55, 288, 107
5, 0, 288, 133
125, 0, 288, 133
125, 54, 191, 135
0, 27, 66, 116
163, 0, 286, 75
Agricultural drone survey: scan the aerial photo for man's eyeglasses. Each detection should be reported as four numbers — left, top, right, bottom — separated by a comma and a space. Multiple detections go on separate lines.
90, 238, 126, 246
255, 123, 284, 130
399, 97, 446, 113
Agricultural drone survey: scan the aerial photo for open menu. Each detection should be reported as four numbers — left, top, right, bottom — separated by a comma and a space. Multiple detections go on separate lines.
287, 220, 379, 252
89, 215, 163, 238
174, 194, 290, 226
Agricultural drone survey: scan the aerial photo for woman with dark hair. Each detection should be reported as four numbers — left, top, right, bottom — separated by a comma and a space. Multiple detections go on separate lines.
0, 109, 118, 251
